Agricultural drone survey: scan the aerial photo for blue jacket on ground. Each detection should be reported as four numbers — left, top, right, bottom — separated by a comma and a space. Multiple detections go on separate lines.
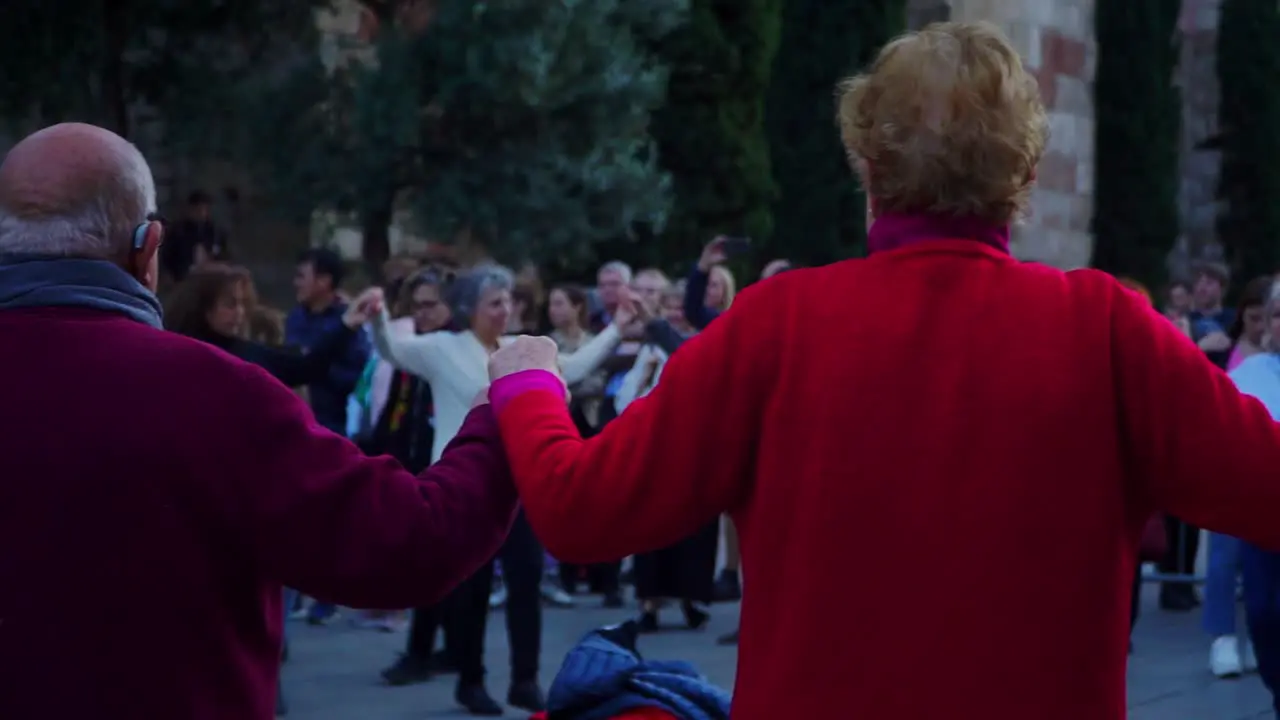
546, 622, 731, 720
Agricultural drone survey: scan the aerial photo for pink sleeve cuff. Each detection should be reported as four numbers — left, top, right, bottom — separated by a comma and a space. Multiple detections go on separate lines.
490, 370, 566, 415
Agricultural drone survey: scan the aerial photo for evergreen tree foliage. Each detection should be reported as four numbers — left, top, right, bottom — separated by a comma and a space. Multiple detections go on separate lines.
0, 0, 323, 141
764, 0, 905, 266
1215, 0, 1280, 277
635, 0, 784, 271
1091, 0, 1182, 288
251, 0, 684, 272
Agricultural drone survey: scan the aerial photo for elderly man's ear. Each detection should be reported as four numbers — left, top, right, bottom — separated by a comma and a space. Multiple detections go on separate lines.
127, 221, 164, 292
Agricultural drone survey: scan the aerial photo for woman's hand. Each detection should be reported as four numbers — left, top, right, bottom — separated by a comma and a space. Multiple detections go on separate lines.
344, 287, 385, 328
698, 236, 729, 272
612, 288, 651, 329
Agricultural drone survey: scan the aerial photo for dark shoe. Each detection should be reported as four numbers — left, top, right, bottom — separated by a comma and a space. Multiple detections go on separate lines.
429, 648, 457, 674
713, 570, 742, 602
456, 683, 503, 716
602, 590, 625, 608
637, 610, 660, 633
681, 600, 710, 631
381, 653, 433, 686
716, 628, 739, 646
507, 680, 546, 712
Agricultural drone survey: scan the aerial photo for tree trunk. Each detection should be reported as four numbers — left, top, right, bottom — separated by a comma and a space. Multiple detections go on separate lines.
361, 205, 393, 285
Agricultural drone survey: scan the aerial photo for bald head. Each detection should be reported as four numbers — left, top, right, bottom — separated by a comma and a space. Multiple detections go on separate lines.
0, 123, 155, 259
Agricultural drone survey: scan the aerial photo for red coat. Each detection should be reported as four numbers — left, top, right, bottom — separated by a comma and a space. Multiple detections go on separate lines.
493, 238, 1280, 719
0, 308, 518, 720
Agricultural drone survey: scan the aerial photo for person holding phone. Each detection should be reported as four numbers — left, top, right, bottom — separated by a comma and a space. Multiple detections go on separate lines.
683, 236, 744, 330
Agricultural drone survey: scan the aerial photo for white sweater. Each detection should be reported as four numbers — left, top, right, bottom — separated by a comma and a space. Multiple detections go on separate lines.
370, 310, 621, 462
614, 344, 668, 415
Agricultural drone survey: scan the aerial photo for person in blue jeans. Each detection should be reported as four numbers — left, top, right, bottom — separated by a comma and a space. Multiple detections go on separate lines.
1228, 298, 1280, 709
1204, 532, 1257, 677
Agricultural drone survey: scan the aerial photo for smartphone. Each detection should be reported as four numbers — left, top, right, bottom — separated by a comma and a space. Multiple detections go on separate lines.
721, 236, 752, 256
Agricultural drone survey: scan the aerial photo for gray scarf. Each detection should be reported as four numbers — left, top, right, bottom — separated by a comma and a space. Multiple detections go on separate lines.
0, 255, 163, 328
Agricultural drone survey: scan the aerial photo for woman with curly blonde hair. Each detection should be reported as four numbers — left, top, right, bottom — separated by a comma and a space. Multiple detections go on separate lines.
482, 22, 1280, 719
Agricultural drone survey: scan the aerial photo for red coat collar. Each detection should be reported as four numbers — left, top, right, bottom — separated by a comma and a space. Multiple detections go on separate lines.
867, 213, 1010, 255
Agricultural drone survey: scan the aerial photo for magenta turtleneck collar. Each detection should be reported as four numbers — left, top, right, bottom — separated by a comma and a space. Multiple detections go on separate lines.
866, 213, 1010, 255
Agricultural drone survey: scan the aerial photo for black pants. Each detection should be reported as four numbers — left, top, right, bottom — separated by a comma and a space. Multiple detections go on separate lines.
453, 512, 544, 686
1159, 515, 1201, 585
404, 603, 448, 660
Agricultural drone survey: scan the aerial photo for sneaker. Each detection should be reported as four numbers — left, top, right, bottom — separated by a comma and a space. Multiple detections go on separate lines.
1210, 635, 1244, 678
489, 585, 508, 609
540, 582, 574, 607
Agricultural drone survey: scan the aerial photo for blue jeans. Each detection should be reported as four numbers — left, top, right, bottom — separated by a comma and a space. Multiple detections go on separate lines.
1203, 533, 1243, 637
1242, 543, 1280, 713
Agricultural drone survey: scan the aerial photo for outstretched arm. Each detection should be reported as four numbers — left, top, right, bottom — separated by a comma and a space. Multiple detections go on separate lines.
1111, 277, 1280, 551
489, 282, 782, 563
222, 367, 517, 610
370, 308, 443, 381
557, 323, 621, 384
683, 265, 720, 331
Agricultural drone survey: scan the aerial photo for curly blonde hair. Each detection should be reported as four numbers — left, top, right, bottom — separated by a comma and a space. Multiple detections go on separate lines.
837, 21, 1048, 225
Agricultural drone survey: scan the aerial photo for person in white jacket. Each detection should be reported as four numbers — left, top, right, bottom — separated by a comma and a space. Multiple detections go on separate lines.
349, 263, 637, 716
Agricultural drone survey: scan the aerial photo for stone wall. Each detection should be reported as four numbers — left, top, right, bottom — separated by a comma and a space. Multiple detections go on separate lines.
905, 0, 1097, 269
1171, 0, 1224, 280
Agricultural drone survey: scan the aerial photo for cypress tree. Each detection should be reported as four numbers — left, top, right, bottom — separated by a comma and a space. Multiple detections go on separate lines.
764, 0, 906, 266
1091, 0, 1182, 288
1215, 0, 1280, 278
639, 0, 784, 270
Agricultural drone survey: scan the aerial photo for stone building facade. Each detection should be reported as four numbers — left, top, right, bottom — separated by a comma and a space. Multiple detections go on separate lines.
908, 0, 1097, 269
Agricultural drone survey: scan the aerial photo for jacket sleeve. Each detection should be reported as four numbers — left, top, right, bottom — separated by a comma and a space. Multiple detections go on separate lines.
1111, 278, 1280, 551
222, 364, 517, 609
683, 265, 720, 331
643, 319, 687, 355
370, 309, 445, 381
490, 281, 782, 563
327, 322, 370, 395
614, 344, 655, 415
558, 323, 622, 384
255, 324, 359, 388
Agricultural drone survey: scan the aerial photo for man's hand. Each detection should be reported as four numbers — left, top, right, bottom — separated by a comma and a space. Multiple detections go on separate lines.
697, 236, 729, 272
1198, 331, 1231, 353
489, 335, 561, 382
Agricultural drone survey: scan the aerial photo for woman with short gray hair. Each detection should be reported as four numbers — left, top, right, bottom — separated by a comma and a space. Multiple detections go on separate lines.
348, 262, 636, 715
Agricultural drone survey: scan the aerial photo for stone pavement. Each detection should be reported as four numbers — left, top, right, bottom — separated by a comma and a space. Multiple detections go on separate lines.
283, 582, 1276, 719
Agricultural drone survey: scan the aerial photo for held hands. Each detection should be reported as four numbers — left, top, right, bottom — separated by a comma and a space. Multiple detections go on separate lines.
488, 336, 572, 403
698, 236, 729, 272
343, 287, 386, 328
612, 288, 651, 329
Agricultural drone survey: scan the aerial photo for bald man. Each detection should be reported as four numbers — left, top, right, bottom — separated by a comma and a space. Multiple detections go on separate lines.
0, 124, 520, 719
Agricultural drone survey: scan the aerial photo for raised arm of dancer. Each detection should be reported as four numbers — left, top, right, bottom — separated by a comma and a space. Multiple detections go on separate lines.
487, 281, 783, 564
225, 367, 517, 609
368, 305, 445, 381
1111, 277, 1280, 551
556, 322, 621, 384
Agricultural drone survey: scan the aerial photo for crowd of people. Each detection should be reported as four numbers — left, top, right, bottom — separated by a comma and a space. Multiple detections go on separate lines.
158, 216, 783, 715
7, 20, 1280, 720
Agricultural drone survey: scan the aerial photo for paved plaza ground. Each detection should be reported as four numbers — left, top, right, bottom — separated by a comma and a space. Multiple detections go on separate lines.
282, 581, 1276, 719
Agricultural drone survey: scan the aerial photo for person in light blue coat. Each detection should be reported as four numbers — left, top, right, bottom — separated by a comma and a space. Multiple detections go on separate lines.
1227, 281, 1280, 714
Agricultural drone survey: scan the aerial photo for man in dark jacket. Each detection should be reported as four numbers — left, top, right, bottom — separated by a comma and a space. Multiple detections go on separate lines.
286, 247, 371, 435
0, 122, 518, 720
